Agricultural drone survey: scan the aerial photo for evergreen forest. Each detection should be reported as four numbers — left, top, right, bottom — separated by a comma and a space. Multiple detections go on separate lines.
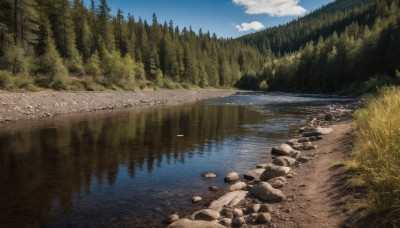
0, 0, 399, 93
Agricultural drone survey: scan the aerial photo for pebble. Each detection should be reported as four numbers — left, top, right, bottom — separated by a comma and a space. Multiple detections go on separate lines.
192, 196, 202, 203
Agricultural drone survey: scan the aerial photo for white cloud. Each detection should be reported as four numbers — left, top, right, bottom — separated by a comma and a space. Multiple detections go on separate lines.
233, 0, 307, 17
235, 21, 265, 32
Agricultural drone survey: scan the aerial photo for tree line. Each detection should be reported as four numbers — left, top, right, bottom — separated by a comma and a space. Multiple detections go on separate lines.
237, 0, 400, 93
0, 0, 264, 90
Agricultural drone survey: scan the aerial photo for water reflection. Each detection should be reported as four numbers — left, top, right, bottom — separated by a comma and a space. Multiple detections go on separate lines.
0, 103, 266, 227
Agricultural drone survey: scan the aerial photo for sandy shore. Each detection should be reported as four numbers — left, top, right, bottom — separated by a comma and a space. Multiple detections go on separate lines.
0, 89, 237, 123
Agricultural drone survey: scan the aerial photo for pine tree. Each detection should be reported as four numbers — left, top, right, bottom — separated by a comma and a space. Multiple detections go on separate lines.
13, 0, 39, 47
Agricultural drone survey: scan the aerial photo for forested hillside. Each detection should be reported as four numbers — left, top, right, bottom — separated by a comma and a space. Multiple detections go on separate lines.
238, 0, 400, 93
0, 0, 264, 90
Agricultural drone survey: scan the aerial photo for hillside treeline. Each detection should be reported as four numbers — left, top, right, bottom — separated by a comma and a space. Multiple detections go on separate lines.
238, 0, 400, 93
0, 0, 264, 90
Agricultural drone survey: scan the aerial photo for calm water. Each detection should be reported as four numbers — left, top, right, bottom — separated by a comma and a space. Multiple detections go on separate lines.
0, 92, 354, 227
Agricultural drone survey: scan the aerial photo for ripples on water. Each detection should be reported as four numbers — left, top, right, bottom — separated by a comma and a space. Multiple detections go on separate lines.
0, 92, 354, 227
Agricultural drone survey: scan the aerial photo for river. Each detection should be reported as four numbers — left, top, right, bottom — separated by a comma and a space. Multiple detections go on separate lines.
0, 92, 354, 227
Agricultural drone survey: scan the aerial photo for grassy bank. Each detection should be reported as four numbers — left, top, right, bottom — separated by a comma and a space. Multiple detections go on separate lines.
350, 87, 400, 226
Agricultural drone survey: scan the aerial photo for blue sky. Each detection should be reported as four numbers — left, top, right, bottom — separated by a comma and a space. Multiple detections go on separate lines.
85, 0, 334, 38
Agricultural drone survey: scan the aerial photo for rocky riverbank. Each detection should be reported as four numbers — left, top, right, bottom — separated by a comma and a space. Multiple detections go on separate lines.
166, 101, 362, 227
0, 89, 236, 123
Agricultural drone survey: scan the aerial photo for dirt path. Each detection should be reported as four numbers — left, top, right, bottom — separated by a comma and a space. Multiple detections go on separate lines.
276, 120, 355, 227
0, 89, 236, 123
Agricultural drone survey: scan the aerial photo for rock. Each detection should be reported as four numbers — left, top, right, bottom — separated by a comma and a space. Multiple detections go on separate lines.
324, 113, 334, 121
192, 196, 202, 203
209, 190, 248, 212
221, 208, 233, 218
298, 137, 310, 143
256, 163, 273, 169
244, 169, 265, 181
291, 143, 303, 150
224, 172, 239, 182
285, 139, 298, 146
202, 172, 217, 178
233, 208, 244, 218
297, 156, 311, 163
232, 217, 246, 226
303, 142, 312, 146
168, 218, 225, 228
193, 209, 220, 221
229, 182, 246, 191
290, 150, 301, 158
260, 164, 291, 180
316, 127, 333, 135
259, 204, 273, 213
309, 136, 318, 141
272, 156, 296, 167
165, 214, 180, 224
269, 176, 287, 183
246, 204, 260, 213
209, 186, 219, 191
271, 144, 294, 156
298, 127, 316, 133
303, 145, 318, 150
219, 218, 232, 227
251, 182, 285, 202
271, 180, 284, 189
256, 213, 271, 224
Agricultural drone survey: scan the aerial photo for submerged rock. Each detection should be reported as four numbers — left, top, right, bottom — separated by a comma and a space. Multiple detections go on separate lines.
192, 196, 203, 203
209, 190, 248, 212
202, 172, 217, 178
251, 182, 285, 202
224, 172, 239, 182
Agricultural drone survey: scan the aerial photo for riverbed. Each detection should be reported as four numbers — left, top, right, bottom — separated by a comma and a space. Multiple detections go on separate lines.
0, 92, 354, 227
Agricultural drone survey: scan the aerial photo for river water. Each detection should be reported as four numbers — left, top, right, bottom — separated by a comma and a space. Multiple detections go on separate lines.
0, 92, 354, 227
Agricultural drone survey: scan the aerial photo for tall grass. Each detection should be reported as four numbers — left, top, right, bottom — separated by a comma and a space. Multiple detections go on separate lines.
352, 86, 400, 225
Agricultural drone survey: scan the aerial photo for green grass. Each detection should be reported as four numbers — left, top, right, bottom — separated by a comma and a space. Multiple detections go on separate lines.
350, 86, 400, 225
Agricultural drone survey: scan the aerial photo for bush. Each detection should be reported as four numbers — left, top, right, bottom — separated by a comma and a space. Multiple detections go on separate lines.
259, 80, 269, 90
0, 70, 13, 89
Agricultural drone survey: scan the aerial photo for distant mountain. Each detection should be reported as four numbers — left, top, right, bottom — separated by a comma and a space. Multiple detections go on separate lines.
238, 0, 375, 55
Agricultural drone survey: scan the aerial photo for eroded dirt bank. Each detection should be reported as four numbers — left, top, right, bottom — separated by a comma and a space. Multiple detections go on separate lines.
0, 89, 236, 123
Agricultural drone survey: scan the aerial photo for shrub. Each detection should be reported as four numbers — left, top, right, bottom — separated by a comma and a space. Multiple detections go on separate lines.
0, 70, 13, 89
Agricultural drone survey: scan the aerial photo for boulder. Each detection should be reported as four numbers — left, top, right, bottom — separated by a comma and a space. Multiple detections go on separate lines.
256, 213, 271, 224
233, 208, 243, 218
192, 196, 202, 203
224, 172, 239, 182
209, 190, 248, 212
290, 150, 301, 158
229, 182, 246, 191
251, 182, 285, 202
308, 136, 318, 141
271, 180, 284, 189
221, 208, 233, 218
219, 218, 232, 227
271, 144, 294, 156
165, 214, 179, 224
260, 164, 291, 181
272, 156, 296, 167
202, 172, 217, 178
291, 143, 303, 150
244, 169, 265, 181
168, 218, 225, 228
285, 139, 298, 146
192, 209, 220, 221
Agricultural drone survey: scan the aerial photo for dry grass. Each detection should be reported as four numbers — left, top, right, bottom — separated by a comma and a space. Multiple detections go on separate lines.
351, 86, 400, 225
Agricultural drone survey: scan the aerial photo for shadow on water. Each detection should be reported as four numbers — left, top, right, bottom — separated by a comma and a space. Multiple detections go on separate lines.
0, 93, 355, 227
